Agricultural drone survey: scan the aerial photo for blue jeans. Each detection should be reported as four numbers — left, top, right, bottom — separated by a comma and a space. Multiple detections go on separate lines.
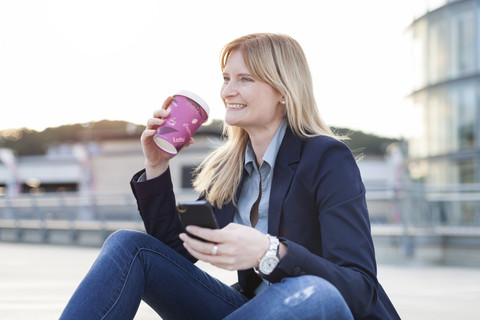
60, 230, 353, 320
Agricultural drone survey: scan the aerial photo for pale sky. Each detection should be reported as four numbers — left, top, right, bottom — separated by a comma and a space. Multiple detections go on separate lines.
0, 0, 417, 138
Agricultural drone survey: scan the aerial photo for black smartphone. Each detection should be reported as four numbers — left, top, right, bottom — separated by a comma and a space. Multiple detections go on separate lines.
177, 200, 219, 241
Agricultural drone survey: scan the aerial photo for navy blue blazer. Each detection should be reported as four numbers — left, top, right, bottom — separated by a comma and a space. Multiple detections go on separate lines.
130, 127, 400, 319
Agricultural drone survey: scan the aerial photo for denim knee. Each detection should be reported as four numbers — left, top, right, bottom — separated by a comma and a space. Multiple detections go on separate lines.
294, 275, 339, 294
282, 275, 351, 314
227, 275, 353, 320
102, 229, 154, 253
104, 229, 141, 245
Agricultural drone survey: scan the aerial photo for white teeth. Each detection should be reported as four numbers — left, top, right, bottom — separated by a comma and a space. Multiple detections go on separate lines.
227, 104, 246, 109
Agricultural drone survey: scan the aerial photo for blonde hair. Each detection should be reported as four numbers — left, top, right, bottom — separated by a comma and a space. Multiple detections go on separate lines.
193, 33, 337, 208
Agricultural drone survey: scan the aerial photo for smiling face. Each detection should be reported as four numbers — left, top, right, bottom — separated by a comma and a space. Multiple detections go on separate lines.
221, 50, 285, 135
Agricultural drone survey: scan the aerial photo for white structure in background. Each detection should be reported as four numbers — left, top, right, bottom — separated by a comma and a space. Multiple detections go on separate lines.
72, 143, 94, 220
0, 148, 19, 198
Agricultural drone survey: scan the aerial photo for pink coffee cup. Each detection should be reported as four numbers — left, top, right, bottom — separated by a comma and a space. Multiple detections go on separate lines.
153, 91, 209, 155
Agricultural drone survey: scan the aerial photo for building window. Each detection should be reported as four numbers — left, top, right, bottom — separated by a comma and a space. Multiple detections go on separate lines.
22, 183, 78, 193
453, 10, 475, 75
459, 160, 475, 184
427, 89, 450, 155
428, 19, 447, 84
412, 20, 427, 89
456, 86, 476, 149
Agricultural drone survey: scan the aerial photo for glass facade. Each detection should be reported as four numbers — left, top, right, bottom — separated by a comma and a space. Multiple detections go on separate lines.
407, 0, 480, 185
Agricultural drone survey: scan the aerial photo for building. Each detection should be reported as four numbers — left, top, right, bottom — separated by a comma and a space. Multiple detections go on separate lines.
407, 0, 480, 185
0, 122, 224, 202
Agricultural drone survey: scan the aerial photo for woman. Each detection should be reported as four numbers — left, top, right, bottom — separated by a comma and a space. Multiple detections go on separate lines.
61, 33, 400, 319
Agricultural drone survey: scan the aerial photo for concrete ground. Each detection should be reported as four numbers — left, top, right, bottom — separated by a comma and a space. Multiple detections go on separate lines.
1, 242, 479, 320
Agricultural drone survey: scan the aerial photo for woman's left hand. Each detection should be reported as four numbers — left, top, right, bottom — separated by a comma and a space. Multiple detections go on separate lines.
179, 223, 269, 271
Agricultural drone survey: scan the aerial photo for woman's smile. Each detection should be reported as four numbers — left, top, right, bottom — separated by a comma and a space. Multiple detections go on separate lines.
226, 101, 247, 110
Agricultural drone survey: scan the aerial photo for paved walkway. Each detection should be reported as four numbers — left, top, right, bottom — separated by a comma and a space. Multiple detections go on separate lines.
1, 242, 479, 320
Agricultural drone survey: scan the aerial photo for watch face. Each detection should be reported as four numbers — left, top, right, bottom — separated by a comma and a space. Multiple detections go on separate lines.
259, 256, 279, 275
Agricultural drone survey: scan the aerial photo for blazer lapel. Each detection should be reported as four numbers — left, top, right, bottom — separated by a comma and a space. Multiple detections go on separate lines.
215, 202, 235, 228
268, 127, 301, 235
214, 128, 302, 234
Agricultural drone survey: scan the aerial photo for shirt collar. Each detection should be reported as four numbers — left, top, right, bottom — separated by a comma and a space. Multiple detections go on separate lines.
244, 118, 288, 175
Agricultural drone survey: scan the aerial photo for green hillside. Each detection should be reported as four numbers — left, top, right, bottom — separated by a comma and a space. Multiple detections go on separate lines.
0, 120, 398, 157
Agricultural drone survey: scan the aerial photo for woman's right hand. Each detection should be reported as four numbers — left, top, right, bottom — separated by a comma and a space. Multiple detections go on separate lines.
141, 96, 195, 179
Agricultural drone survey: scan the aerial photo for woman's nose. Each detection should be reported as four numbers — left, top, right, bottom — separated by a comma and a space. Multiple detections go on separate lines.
221, 80, 238, 100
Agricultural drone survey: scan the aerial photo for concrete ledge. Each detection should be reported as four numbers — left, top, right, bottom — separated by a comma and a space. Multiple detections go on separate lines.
0, 219, 144, 246
2, 221, 480, 266
372, 225, 480, 267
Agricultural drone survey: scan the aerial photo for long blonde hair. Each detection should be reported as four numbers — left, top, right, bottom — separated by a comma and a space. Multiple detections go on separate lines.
193, 33, 337, 208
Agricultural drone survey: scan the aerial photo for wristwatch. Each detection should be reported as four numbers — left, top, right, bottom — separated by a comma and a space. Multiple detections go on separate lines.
255, 234, 280, 276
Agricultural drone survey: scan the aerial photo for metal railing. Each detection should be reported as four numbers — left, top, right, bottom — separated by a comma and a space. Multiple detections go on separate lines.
0, 192, 144, 241
1, 185, 480, 240
366, 183, 480, 229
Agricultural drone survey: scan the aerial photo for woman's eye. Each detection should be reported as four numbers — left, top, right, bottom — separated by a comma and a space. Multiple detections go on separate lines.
241, 77, 253, 83
223, 76, 230, 82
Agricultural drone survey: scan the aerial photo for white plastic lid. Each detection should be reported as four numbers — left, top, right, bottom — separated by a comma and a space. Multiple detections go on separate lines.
175, 90, 210, 115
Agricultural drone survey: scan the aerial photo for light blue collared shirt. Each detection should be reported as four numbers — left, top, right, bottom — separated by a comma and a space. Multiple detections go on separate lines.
234, 119, 287, 294
234, 119, 287, 233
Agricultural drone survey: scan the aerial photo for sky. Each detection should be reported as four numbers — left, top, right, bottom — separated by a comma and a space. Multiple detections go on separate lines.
0, 0, 419, 138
